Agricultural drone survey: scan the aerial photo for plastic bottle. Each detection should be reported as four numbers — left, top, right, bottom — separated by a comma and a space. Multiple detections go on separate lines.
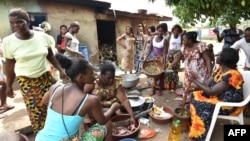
168, 120, 181, 141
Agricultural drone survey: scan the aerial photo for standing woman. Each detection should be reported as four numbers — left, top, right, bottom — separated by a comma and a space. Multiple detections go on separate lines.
116, 26, 136, 74
2, 8, 66, 133
145, 23, 169, 96
170, 31, 212, 102
64, 22, 85, 59
56, 25, 67, 54
168, 24, 183, 71
134, 24, 147, 73
141, 25, 156, 60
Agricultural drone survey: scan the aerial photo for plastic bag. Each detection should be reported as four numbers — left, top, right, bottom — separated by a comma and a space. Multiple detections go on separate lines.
139, 127, 156, 139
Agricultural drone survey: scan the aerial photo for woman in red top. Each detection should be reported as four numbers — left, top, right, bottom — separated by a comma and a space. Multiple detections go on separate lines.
56, 25, 67, 54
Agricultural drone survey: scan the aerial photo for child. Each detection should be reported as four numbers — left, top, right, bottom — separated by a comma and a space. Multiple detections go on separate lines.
165, 54, 179, 90
207, 43, 215, 69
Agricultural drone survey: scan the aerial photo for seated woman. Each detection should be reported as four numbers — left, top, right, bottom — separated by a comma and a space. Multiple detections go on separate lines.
188, 48, 244, 141
36, 54, 120, 141
84, 63, 135, 124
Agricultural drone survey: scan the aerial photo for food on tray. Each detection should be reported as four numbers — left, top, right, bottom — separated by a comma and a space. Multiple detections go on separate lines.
144, 64, 161, 75
151, 105, 172, 119
145, 97, 154, 103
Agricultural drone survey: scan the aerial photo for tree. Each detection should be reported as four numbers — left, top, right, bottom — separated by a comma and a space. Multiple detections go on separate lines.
149, 0, 250, 26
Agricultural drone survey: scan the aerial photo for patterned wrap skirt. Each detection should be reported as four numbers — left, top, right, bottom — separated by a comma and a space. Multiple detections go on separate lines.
17, 72, 53, 133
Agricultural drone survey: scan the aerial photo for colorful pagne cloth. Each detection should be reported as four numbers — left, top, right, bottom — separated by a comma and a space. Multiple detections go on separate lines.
17, 72, 53, 133
189, 67, 244, 141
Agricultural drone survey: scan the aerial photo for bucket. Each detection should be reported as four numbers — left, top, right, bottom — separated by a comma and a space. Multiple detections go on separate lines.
173, 107, 191, 133
78, 45, 90, 61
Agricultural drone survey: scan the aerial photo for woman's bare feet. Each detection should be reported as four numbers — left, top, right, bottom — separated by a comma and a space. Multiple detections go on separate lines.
149, 88, 156, 96
0, 104, 15, 114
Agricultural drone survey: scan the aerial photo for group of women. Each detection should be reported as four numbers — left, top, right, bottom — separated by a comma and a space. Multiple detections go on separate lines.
1, 7, 247, 141
2, 8, 135, 141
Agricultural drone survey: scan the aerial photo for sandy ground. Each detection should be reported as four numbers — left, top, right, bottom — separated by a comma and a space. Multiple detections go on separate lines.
0, 40, 249, 141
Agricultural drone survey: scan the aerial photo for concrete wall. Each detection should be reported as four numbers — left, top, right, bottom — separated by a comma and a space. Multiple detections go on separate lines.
0, 0, 163, 65
0, 0, 99, 64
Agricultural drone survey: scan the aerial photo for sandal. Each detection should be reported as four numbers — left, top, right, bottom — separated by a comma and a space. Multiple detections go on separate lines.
0, 105, 15, 114
149, 88, 156, 96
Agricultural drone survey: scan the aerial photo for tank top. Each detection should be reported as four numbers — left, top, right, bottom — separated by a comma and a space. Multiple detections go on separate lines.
64, 32, 79, 58
36, 85, 88, 141
169, 34, 182, 50
152, 36, 165, 56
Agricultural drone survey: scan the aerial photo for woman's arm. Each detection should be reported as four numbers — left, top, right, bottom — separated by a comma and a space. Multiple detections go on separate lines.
64, 35, 84, 57
46, 48, 67, 79
144, 36, 154, 60
190, 77, 230, 96
202, 50, 212, 77
163, 38, 170, 69
116, 34, 126, 49
4, 59, 16, 98
116, 85, 135, 124
88, 96, 120, 125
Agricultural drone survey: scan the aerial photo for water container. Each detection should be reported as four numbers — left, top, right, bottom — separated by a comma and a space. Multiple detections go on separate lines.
78, 45, 90, 61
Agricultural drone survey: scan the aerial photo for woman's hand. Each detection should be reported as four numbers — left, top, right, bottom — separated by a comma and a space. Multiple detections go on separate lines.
59, 69, 68, 80
77, 52, 85, 58
130, 116, 136, 130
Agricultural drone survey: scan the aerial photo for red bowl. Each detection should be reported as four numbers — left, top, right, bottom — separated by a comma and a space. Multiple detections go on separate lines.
149, 106, 173, 124
111, 114, 140, 141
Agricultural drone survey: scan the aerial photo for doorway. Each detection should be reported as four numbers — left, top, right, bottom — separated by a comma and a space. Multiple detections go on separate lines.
28, 13, 47, 29
96, 20, 117, 62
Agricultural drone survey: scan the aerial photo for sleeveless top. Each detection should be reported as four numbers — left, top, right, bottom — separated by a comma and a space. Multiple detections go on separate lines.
64, 32, 79, 58
169, 34, 182, 51
36, 86, 89, 141
152, 36, 165, 56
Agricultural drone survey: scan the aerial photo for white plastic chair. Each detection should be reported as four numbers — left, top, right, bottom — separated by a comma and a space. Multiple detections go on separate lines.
205, 71, 250, 141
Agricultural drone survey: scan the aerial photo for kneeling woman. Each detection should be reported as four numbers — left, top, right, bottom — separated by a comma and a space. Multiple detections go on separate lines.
84, 63, 135, 124
188, 48, 244, 141
36, 54, 120, 141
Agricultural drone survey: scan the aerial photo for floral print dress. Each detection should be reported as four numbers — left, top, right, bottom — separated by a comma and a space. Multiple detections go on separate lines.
189, 66, 244, 141
181, 42, 209, 92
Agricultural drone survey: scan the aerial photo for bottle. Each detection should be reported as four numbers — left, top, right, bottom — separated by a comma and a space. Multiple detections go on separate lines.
168, 120, 181, 141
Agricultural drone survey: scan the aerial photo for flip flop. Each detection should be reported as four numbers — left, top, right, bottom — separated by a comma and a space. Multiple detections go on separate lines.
0, 105, 15, 114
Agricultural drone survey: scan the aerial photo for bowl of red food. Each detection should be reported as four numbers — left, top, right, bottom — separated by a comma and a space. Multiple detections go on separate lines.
111, 114, 140, 141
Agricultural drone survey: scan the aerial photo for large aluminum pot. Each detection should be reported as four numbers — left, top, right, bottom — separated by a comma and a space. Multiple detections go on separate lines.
121, 74, 139, 89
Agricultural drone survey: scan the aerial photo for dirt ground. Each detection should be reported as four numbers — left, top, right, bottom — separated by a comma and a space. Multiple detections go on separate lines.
1, 40, 250, 141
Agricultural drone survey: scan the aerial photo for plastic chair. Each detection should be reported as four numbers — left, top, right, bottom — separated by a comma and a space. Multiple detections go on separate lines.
205, 71, 250, 141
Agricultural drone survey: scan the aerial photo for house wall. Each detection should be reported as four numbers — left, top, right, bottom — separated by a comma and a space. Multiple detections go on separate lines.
0, 0, 100, 64
0, 0, 165, 66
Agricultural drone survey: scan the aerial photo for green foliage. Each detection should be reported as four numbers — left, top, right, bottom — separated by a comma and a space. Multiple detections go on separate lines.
149, 0, 250, 26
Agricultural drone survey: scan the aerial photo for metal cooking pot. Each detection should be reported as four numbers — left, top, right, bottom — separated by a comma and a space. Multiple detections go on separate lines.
128, 96, 145, 108
122, 74, 139, 89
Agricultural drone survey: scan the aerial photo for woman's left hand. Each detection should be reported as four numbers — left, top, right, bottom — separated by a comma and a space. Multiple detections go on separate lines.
130, 117, 136, 130
59, 70, 68, 80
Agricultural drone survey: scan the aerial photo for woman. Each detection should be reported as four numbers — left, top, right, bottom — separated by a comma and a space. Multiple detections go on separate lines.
188, 48, 244, 141
145, 23, 169, 96
36, 54, 119, 141
134, 24, 147, 73
116, 26, 136, 74
168, 24, 183, 71
141, 25, 155, 60
56, 25, 67, 54
2, 8, 66, 133
84, 63, 136, 124
64, 21, 84, 59
170, 31, 212, 101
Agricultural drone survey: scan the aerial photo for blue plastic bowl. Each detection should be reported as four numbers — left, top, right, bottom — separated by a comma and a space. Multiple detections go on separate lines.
119, 138, 136, 141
